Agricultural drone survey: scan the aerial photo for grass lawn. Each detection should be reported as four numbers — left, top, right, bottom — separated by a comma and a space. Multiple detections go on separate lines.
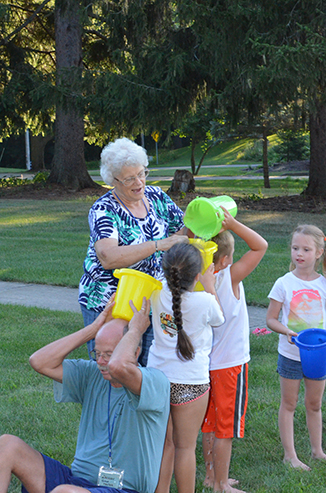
2, 305, 326, 493
0, 198, 324, 306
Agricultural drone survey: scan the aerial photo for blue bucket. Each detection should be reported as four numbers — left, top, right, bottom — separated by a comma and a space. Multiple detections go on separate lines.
292, 328, 326, 379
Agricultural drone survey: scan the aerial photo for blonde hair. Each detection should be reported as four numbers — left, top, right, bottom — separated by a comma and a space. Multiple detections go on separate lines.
211, 230, 235, 264
290, 224, 326, 275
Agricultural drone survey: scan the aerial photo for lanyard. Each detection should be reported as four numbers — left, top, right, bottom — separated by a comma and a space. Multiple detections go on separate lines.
107, 385, 117, 464
113, 190, 158, 277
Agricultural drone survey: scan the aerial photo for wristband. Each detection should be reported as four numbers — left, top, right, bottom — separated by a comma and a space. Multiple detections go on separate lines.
155, 240, 159, 252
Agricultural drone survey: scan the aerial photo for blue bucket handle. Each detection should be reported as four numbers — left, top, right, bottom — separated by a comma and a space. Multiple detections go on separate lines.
292, 332, 326, 348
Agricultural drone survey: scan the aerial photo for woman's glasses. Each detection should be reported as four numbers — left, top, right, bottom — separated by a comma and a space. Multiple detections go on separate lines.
114, 168, 149, 187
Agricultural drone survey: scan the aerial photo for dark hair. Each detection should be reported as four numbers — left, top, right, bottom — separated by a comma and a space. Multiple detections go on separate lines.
162, 243, 203, 361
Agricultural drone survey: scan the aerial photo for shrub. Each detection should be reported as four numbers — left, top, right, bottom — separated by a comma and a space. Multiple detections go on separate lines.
273, 130, 310, 162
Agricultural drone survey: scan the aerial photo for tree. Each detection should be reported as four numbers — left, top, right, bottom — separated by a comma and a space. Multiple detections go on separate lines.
0, 1, 207, 188
0, 0, 56, 171
174, 0, 326, 197
173, 97, 221, 175
48, 0, 95, 189
241, 0, 326, 197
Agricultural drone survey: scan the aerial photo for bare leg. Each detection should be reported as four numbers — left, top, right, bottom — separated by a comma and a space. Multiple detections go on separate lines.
155, 415, 175, 493
304, 378, 326, 460
171, 393, 209, 493
51, 487, 94, 492
278, 377, 310, 470
213, 438, 247, 493
0, 434, 46, 493
202, 432, 215, 488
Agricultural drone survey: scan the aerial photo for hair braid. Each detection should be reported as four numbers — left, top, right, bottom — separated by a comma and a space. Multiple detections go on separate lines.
163, 243, 202, 361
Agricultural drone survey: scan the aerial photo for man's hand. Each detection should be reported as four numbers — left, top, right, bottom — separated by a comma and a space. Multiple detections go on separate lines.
108, 297, 151, 395
98, 293, 116, 324
129, 297, 151, 336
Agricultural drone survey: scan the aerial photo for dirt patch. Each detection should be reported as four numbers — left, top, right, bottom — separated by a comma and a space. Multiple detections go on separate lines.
168, 191, 326, 213
255, 159, 310, 176
0, 182, 107, 201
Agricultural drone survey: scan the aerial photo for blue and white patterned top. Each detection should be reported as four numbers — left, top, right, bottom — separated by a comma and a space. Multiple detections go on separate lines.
79, 186, 184, 312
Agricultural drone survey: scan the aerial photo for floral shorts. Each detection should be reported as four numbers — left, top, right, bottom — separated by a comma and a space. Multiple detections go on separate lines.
170, 382, 210, 406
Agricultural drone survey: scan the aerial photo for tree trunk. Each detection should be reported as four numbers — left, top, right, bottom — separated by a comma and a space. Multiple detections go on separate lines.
190, 139, 196, 174
49, 0, 96, 190
262, 126, 270, 189
30, 134, 53, 171
305, 102, 326, 198
168, 169, 196, 193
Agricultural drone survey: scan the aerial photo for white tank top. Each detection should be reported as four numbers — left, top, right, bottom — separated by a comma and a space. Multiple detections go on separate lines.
209, 265, 250, 370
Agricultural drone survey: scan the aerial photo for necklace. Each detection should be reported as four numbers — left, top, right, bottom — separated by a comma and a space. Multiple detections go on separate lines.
113, 190, 158, 277
113, 190, 148, 219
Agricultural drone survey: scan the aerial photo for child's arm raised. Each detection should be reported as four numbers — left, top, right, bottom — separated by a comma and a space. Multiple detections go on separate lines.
220, 207, 268, 287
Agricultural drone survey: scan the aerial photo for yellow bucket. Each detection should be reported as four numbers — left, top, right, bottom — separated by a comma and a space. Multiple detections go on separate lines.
189, 239, 218, 291
112, 268, 162, 321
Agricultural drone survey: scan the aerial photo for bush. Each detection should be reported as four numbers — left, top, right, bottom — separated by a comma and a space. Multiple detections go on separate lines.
273, 130, 310, 162
0, 176, 29, 188
33, 170, 50, 183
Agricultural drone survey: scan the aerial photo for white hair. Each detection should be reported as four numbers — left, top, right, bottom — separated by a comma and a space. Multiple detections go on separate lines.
100, 137, 149, 186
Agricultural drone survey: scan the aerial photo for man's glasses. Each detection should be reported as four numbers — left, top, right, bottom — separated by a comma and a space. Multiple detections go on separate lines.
114, 168, 149, 187
90, 350, 111, 363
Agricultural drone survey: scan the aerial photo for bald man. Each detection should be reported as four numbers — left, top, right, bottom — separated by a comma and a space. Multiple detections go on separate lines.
0, 298, 170, 493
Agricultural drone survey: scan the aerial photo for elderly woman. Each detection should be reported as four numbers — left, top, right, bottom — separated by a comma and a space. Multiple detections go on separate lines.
79, 137, 188, 365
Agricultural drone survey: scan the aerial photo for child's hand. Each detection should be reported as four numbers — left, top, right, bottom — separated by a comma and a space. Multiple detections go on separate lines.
287, 330, 298, 344
199, 263, 216, 294
219, 206, 237, 232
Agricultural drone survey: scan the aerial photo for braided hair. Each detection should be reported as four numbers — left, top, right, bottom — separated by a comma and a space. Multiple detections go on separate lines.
162, 242, 203, 361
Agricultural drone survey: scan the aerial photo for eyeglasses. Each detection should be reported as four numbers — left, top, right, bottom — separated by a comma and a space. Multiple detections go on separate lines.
90, 349, 111, 363
114, 168, 149, 187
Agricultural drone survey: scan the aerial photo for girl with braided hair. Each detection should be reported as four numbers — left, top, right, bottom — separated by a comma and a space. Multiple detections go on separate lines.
147, 242, 224, 493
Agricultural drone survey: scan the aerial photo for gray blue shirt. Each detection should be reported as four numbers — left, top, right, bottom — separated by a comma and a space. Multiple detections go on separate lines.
54, 359, 170, 493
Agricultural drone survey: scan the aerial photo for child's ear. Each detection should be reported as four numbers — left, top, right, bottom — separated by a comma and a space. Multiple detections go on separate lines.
316, 248, 324, 260
221, 255, 229, 268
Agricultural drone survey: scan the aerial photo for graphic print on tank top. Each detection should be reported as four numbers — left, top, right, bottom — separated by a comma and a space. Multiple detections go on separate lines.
288, 289, 324, 332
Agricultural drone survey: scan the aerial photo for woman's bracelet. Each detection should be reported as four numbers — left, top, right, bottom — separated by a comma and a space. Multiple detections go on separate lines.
155, 240, 159, 252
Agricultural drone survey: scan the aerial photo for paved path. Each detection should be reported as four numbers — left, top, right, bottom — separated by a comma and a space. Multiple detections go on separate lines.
0, 280, 268, 331
0, 164, 308, 183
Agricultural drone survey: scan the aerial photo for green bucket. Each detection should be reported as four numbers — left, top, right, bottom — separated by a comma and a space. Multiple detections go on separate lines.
183, 195, 237, 240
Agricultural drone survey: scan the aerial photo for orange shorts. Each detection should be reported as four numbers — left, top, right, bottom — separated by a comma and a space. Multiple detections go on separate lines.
201, 363, 248, 439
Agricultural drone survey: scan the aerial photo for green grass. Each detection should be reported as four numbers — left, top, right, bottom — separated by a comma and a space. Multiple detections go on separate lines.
148, 177, 308, 199
0, 199, 92, 287
152, 137, 271, 167
0, 199, 323, 306
1, 305, 85, 493
2, 305, 326, 493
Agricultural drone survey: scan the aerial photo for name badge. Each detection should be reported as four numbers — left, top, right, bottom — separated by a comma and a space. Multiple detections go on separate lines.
97, 465, 124, 489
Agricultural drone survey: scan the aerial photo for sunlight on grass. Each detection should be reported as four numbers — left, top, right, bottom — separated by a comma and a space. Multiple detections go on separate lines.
211, 138, 255, 163
0, 212, 75, 227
